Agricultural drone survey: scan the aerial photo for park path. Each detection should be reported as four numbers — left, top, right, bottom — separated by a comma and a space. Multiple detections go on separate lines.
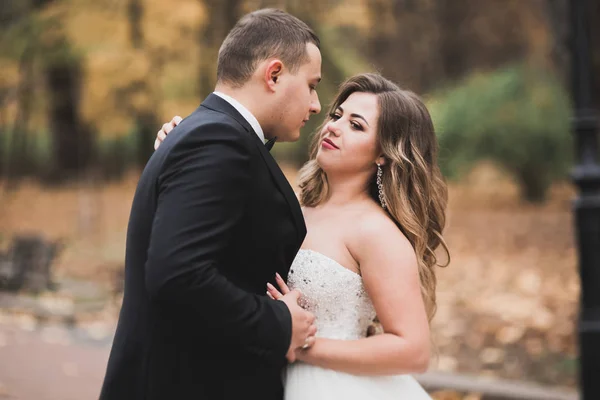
0, 322, 111, 400
0, 318, 579, 400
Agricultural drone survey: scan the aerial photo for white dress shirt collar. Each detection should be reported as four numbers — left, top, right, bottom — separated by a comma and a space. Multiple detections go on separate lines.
213, 91, 265, 143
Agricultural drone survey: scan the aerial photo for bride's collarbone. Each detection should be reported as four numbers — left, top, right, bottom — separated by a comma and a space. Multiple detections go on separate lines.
301, 232, 359, 275
301, 205, 377, 273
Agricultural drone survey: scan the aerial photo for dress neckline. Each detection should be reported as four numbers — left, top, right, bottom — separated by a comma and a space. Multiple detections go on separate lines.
297, 248, 361, 278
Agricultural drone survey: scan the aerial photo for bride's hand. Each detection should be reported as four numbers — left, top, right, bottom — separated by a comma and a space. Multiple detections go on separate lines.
154, 115, 183, 150
295, 345, 313, 361
266, 273, 290, 300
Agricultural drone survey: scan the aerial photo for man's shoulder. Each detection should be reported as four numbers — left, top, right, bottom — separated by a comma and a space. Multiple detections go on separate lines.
174, 107, 253, 146
192, 105, 251, 133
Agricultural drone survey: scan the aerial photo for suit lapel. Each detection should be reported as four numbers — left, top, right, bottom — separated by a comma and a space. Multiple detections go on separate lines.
200, 94, 307, 243
252, 138, 307, 243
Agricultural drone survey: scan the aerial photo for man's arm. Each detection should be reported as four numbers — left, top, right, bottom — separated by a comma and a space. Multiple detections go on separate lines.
145, 122, 291, 363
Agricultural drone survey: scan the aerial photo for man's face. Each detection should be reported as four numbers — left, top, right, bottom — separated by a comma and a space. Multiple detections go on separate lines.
274, 43, 322, 142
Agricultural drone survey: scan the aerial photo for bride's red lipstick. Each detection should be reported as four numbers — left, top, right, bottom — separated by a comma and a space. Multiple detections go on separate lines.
322, 138, 339, 150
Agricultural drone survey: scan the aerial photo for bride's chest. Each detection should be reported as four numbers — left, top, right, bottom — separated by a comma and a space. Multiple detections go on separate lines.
287, 250, 376, 339
300, 215, 359, 274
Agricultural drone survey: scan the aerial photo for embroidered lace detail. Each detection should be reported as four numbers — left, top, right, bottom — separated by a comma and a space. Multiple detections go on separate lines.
287, 249, 376, 340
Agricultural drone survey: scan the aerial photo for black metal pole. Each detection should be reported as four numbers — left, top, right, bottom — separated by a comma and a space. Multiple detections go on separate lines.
570, 0, 600, 398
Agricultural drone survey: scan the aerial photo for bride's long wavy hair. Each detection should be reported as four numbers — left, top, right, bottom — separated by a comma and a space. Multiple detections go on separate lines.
298, 73, 450, 322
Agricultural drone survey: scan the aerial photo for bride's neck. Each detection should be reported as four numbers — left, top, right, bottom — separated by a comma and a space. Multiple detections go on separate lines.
322, 172, 371, 207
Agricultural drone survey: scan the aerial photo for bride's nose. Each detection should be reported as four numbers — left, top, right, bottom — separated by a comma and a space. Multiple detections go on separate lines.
326, 121, 341, 137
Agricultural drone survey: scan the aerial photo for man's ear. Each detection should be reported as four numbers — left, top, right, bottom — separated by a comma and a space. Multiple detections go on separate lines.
264, 59, 283, 92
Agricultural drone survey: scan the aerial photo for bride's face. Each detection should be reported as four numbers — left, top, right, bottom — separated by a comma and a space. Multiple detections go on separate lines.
316, 92, 381, 175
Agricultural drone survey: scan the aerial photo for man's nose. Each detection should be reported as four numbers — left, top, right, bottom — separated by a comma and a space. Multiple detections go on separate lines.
310, 93, 321, 114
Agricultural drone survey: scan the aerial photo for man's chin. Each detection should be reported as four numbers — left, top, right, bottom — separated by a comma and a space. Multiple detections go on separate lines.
278, 131, 301, 143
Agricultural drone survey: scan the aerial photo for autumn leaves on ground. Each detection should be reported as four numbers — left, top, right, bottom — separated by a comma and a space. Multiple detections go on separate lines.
0, 162, 579, 391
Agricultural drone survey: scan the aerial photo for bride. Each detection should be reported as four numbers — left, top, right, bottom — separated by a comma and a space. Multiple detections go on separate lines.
155, 73, 449, 399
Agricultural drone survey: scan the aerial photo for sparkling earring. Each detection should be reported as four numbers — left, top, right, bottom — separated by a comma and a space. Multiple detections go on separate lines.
376, 163, 387, 210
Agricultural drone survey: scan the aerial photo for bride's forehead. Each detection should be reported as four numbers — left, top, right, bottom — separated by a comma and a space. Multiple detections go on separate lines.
339, 93, 379, 117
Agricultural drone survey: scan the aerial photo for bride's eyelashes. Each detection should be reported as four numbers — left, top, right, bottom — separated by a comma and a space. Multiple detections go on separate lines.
351, 121, 364, 131
328, 111, 364, 131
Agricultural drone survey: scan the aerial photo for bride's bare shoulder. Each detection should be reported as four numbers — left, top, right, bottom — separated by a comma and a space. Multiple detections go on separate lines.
347, 206, 414, 262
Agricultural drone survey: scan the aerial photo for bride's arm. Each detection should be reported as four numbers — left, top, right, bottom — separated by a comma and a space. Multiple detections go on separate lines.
296, 214, 431, 376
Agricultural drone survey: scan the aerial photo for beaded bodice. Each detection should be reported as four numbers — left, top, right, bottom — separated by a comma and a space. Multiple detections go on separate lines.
287, 249, 377, 340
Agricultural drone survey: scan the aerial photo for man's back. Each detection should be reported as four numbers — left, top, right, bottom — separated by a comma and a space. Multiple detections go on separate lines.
99, 95, 306, 399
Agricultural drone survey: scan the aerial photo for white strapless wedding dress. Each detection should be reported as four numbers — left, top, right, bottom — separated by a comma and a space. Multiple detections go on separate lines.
283, 249, 431, 400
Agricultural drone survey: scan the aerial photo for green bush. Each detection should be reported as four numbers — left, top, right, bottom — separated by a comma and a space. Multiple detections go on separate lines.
0, 129, 53, 179
95, 130, 140, 180
0, 127, 141, 183
427, 64, 573, 202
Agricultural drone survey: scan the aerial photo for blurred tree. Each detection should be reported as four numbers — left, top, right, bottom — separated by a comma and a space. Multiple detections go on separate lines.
42, 17, 94, 180
543, 0, 569, 87
429, 65, 572, 202
436, 0, 530, 83
128, 0, 144, 50
364, 0, 535, 93
198, 0, 243, 98
11, 46, 35, 180
127, 0, 160, 168
0, 0, 92, 182
366, 0, 439, 92
257, 0, 285, 7
0, 0, 37, 182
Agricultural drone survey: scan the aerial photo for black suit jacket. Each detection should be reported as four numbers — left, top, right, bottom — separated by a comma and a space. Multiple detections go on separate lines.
99, 94, 307, 400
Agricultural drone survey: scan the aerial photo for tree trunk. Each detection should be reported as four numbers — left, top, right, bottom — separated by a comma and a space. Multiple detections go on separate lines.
543, 0, 570, 87
10, 47, 35, 182
516, 166, 551, 203
127, 0, 144, 49
435, 0, 470, 83
44, 41, 93, 180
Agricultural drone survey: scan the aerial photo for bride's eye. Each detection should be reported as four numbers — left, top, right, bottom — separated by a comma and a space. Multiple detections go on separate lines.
351, 121, 363, 131
329, 112, 341, 120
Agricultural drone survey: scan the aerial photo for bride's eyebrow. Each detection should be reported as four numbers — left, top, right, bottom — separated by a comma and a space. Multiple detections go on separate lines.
338, 106, 370, 127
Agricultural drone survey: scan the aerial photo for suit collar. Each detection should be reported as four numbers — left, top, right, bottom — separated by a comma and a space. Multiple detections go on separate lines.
212, 92, 265, 143
200, 93, 256, 136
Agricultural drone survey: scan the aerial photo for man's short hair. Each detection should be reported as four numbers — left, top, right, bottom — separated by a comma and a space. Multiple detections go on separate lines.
217, 9, 320, 87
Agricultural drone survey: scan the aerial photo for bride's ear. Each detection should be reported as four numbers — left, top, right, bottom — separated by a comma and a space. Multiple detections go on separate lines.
376, 156, 386, 166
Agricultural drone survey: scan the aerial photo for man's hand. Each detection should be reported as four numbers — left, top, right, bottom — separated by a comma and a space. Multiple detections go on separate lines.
278, 289, 317, 362
267, 274, 317, 362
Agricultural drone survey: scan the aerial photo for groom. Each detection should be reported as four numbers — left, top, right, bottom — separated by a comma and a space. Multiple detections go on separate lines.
99, 9, 322, 400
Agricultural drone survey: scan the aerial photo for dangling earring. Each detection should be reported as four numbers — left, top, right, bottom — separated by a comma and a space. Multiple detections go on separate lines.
376, 163, 387, 210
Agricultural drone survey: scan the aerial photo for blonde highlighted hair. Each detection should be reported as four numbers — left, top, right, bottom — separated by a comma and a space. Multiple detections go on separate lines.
298, 73, 450, 322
